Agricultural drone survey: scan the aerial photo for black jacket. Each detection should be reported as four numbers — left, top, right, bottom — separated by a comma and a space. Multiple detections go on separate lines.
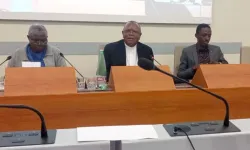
104, 40, 154, 81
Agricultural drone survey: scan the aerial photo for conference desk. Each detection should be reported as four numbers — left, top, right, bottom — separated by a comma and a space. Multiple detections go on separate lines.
2, 119, 250, 150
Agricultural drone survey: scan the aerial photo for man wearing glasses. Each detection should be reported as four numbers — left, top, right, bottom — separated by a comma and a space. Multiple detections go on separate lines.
8, 24, 66, 67
104, 21, 154, 81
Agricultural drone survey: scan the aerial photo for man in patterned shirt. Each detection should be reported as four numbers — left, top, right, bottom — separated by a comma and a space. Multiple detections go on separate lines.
177, 23, 228, 80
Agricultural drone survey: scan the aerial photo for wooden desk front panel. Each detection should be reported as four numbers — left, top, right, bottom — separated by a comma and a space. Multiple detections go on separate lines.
0, 88, 249, 132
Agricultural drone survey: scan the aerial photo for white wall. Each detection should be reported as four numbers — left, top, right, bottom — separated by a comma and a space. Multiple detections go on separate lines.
0, 0, 248, 77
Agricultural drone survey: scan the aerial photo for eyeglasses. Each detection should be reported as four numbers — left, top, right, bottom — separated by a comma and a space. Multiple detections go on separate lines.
30, 39, 48, 46
123, 29, 141, 35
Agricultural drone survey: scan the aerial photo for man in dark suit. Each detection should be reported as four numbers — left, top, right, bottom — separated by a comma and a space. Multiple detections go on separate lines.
177, 23, 228, 80
104, 21, 154, 81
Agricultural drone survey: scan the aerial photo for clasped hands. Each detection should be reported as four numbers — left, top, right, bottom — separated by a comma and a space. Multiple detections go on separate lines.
193, 61, 221, 70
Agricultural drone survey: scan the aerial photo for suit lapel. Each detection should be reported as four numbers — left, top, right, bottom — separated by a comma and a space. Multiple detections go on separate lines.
192, 45, 199, 65
119, 40, 126, 65
136, 43, 142, 58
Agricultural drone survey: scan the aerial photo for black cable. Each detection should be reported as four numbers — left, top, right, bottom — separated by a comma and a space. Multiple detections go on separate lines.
174, 127, 195, 150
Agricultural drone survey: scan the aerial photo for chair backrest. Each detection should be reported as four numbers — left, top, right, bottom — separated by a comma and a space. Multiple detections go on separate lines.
174, 46, 185, 75
240, 46, 250, 64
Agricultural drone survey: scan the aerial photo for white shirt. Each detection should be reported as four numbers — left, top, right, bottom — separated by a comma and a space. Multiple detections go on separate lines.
125, 43, 138, 66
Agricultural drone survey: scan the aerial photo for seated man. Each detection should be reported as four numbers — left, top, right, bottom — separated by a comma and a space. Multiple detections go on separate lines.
104, 21, 154, 81
177, 23, 228, 80
8, 24, 66, 67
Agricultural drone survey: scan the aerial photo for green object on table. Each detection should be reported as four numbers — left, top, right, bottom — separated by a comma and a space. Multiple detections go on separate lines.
96, 50, 106, 76
99, 84, 108, 90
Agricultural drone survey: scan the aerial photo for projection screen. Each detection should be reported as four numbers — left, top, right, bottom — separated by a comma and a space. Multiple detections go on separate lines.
0, 0, 212, 24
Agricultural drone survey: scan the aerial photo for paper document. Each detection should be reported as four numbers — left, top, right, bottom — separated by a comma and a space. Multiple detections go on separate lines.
77, 125, 158, 142
22, 61, 41, 67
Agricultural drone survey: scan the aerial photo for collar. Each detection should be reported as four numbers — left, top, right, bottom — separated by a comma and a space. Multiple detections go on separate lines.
23, 44, 53, 61
196, 43, 209, 52
27, 44, 53, 56
124, 42, 137, 49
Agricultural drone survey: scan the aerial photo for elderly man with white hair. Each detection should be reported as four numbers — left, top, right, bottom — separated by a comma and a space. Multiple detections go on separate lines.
8, 24, 66, 67
104, 21, 154, 81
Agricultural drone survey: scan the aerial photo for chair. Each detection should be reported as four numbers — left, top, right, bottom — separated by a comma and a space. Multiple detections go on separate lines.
173, 46, 185, 75
240, 46, 250, 64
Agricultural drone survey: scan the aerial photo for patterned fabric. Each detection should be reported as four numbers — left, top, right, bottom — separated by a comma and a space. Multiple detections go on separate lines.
196, 45, 210, 64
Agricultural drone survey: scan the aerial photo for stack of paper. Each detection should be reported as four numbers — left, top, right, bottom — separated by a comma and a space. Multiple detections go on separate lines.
77, 125, 158, 142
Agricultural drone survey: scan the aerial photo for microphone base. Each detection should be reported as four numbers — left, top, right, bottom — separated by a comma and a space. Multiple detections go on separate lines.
0, 129, 57, 147
163, 120, 240, 137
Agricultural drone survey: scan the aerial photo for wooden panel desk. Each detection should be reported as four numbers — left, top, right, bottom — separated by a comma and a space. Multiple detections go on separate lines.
192, 64, 250, 88
4, 67, 77, 96
0, 87, 249, 132
109, 66, 175, 92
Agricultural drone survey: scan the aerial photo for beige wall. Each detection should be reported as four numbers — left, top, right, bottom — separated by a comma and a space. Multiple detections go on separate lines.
0, 0, 248, 76
0, 0, 249, 44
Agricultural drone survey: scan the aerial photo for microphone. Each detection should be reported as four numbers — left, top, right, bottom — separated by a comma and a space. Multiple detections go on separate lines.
0, 104, 48, 138
0, 56, 12, 66
1, 56, 12, 81
150, 55, 162, 65
138, 58, 240, 136
0, 104, 56, 147
59, 53, 84, 79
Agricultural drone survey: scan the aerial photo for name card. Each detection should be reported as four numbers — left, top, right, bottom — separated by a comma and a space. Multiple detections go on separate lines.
22, 62, 41, 67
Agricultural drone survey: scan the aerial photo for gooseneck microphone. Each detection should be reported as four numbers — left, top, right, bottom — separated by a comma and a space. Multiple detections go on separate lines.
138, 58, 240, 138
1, 56, 12, 80
138, 58, 229, 127
150, 55, 162, 66
59, 53, 85, 78
0, 56, 12, 66
0, 104, 48, 138
0, 104, 57, 147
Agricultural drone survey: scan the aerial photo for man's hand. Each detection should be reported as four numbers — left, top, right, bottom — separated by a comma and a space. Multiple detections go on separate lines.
209, 61, 220, 64
192, 66, 198, 70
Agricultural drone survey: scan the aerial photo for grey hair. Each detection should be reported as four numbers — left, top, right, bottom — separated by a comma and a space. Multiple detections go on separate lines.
123, 20, 141, 31
28, 24, 48, 36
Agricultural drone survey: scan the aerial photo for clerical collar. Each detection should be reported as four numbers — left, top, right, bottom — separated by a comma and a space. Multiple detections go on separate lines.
124, 43, 137, 49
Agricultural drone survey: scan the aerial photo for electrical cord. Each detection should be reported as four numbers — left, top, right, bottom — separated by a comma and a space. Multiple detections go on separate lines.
174, 127, 195, 150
